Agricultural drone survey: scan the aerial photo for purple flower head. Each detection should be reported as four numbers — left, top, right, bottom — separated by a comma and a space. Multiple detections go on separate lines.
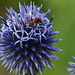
0, 2, 62, 75
67, 56, 75, 74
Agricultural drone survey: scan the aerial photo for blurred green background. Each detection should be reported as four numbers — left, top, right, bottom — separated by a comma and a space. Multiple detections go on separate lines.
0, 0, 75, 75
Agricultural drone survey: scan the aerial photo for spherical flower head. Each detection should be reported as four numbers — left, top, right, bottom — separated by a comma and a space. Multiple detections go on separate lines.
0, 2, 62, 75
67, 56, 75, 75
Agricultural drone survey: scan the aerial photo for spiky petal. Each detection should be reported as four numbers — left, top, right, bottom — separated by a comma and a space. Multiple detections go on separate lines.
67, 56, 75, 75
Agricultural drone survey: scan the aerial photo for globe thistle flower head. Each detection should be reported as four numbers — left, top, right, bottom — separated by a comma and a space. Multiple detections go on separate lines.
67, 56, 75, 75
0, 2, 62, 75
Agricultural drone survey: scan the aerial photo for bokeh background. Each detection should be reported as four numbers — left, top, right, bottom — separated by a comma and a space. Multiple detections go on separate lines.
0, 0, 75, 75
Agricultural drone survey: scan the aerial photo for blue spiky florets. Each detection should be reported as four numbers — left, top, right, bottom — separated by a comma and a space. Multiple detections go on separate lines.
67, 56, 75, 74
0, 2, 62, 75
